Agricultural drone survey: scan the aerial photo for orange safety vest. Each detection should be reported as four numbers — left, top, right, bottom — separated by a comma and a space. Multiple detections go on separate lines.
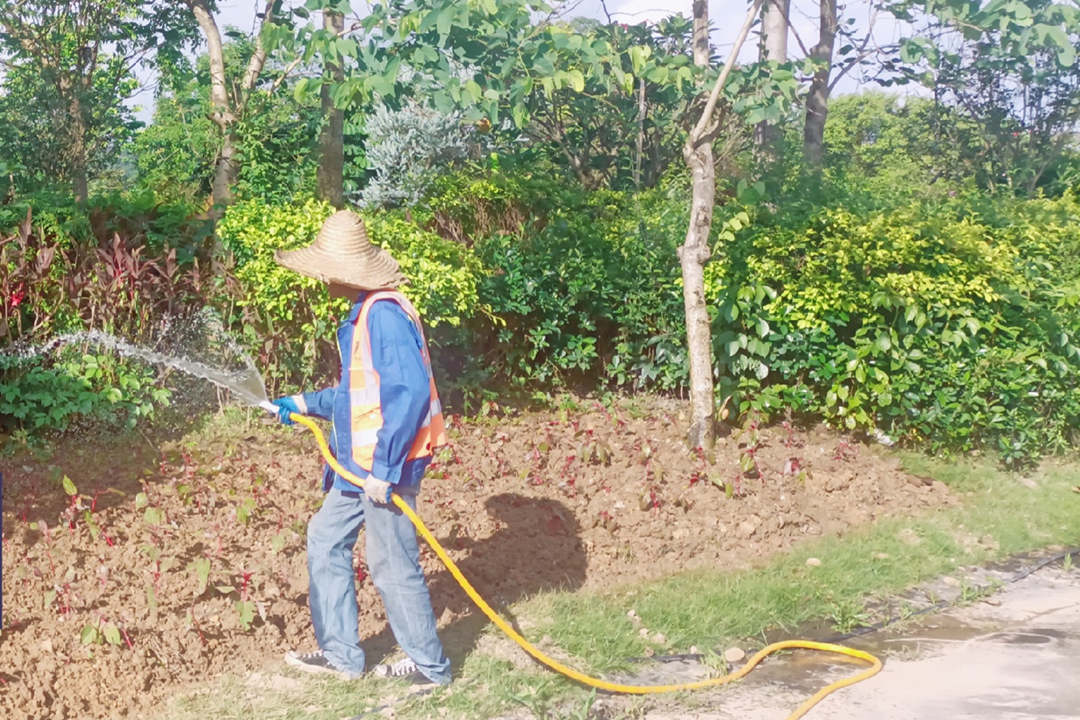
348, 291, 447, 472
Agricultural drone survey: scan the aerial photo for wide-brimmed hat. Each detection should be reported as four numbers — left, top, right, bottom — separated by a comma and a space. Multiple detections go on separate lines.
274, 210, 406, 290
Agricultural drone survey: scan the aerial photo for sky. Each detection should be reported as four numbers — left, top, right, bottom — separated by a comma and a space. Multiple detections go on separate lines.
129, 0, 908, 121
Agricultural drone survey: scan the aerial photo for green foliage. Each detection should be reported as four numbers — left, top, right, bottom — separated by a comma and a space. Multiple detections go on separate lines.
359, 103, 473, 208
0, 208, 225, 440
217, 197, 486, 394
366, 214, 486, 327
233, 92, 322, 203
413, 163, 1080, 467
0, 0, 198, 199
709, 193, 1080, 467
0, 190, 210, 259
134, 40, 324, 206
286, 2, 797, 194
0, 191, 92, 246
217, 197, 344, 391
821, 93, 968, 200
432, 171, 684, 390
0, 352, 171, 436
477, 15, 704, 191
893, 0, 1080, 195
133, 91, 217, 203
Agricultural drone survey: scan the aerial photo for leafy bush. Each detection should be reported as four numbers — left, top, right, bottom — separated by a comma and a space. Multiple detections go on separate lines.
8, 163, 1078, 467
232, 93, 321, 204
0, 191, 94, 246
0, 352, 170, 439
216, 198, 348, 392
416, 167, 1078, 466
216, 197, 486, 395
709, 193, 1080, 466
0, 190, 210, 257
424, 170, 688, 390
359, 103, 475, 209
0, 210, 225, 439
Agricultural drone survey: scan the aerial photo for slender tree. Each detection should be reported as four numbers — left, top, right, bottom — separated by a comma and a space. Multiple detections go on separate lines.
0, 1, 192, 203
804, 0, 839, 168
184, 0, 276, 214
680, 0, 764, 448
316, 7, 346, 208
756, 0, 790, 154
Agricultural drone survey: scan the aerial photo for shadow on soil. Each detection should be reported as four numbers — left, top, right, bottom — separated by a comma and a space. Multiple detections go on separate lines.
362, 492, 588, 674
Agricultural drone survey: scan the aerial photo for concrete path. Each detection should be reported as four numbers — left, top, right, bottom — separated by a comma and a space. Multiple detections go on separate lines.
634, 560, 1080, 720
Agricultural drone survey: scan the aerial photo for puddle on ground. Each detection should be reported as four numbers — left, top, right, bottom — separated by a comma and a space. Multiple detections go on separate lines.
615, 608, 1078, 695
984, 627, 1068, 645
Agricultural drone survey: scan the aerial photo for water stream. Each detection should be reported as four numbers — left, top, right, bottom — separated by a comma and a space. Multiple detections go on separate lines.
8, 326, 274, 412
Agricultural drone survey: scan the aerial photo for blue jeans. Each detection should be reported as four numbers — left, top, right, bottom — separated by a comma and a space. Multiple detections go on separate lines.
306, 487, 451, 683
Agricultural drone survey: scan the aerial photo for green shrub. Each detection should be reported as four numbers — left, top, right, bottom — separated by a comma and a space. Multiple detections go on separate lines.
0, 351, 171, 440
0, 190, 93, 246
366, 214, 486, 328
0, 189, 210, 256
0, 208, 227, 441
710, 193, 1080, 467
216, 198, 486, 395
432, 167, 1079, 466
448, 171, 686, 390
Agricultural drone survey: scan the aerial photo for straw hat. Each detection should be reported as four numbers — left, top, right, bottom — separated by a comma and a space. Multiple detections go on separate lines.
274, 210, 406, 290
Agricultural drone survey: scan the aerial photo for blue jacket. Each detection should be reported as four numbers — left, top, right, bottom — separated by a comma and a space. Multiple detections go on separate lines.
294, 292, 432, 493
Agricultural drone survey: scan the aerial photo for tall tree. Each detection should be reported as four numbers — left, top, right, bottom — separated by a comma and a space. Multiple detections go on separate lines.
184, 0, 278, 214
692, 0, 710, 66
0, 0, 193, 203
757, 0, 789, 154
288, 1, 699, 194
316, 6, 346, 208
680, 0, 764, 449
892, 0, 1080, 194
803, 0, 838, 168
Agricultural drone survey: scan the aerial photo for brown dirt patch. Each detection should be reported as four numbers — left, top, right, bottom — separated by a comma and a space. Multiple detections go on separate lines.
0, 398, 952, 718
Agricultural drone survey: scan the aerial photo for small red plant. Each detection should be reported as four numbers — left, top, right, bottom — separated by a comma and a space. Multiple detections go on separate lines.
833, 440, 857, 462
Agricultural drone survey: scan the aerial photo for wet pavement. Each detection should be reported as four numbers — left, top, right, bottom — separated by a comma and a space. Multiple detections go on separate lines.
635, 557, 1080, 719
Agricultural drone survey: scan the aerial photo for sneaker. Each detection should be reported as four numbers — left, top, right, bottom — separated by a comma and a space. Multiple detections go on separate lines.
370, 657, 440, 688
284, 650, 362, 680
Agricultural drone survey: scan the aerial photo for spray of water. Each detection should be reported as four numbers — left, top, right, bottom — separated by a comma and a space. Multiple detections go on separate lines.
45, 330, 269, 406
5, 311, 278, 414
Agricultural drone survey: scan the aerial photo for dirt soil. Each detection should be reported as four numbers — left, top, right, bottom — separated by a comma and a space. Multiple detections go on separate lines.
0, 397, 953, 719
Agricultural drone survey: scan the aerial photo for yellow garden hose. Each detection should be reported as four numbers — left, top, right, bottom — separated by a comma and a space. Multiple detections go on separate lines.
289, 413, 883, 718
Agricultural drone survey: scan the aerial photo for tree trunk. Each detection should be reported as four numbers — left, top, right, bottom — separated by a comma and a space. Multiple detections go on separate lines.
213, 134, 238, 211
682, 0, 717, 448
633, 76, 646, 189
71, 148, 89, 205
756, 0, 789, 156
317, 9, 345, 208
189, 0, 235, 212
54, 70, 90, 204
804, 0, 837, 169
692, 0, 710, 67
67, 87, 89, 205
188, 0, 275, 215
679, 0, 763, 449
680, 139, 716, 449
762, 0, 789, 62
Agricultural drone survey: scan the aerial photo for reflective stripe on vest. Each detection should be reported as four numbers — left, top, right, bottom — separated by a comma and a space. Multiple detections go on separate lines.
349, 291, 448, 472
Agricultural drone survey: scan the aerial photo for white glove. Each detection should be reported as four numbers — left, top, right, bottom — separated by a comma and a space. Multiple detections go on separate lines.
364, 476, 393, 505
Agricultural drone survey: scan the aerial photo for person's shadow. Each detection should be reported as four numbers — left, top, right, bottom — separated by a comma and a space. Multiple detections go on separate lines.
364, 492, 587, 673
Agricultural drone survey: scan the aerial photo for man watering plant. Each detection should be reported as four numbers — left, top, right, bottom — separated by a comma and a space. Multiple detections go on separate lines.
271, 209, 451, 687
